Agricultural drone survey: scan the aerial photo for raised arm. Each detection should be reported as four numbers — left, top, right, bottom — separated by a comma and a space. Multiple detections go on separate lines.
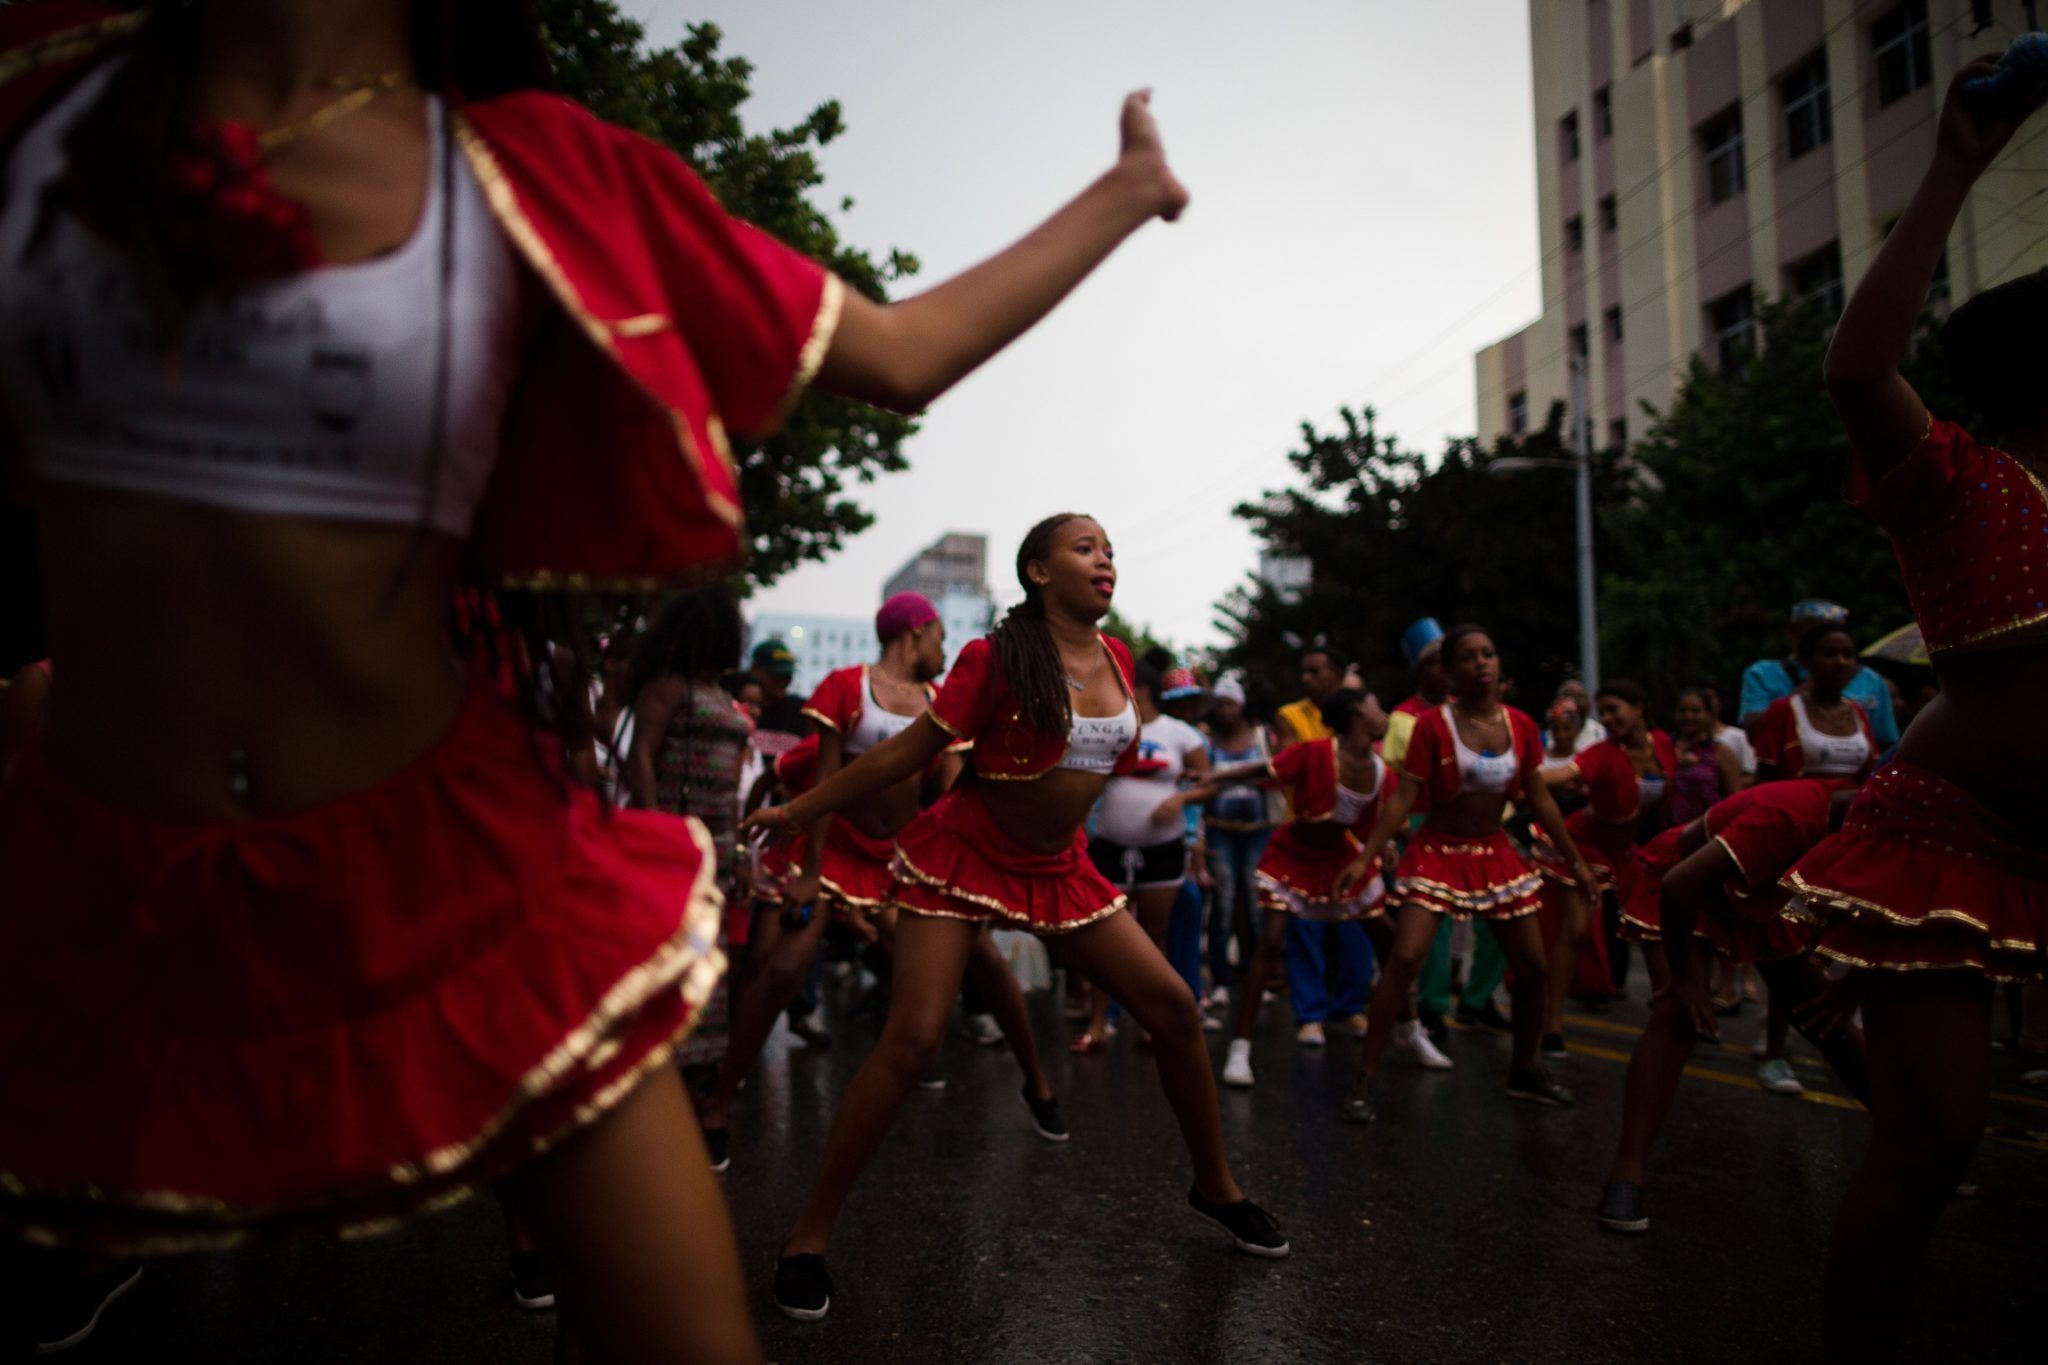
1824, 60, 2039, 473
744, 714, 953, 831
814, 92, 1186, 413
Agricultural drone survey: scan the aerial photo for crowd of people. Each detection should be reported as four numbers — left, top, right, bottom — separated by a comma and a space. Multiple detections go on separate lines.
0, 3, 2042, 1362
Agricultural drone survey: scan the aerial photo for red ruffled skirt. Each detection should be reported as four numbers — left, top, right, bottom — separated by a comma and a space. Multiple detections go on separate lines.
1531, 817, 1640, 895
1784, 762, 2048, 982
1393, 827, 1543, 920
0, 679, 725, 1254
1254, 823, 1385, 922
891, 786, 1125, 934
1619, 827, 1681, 943
819, 818, 897, 909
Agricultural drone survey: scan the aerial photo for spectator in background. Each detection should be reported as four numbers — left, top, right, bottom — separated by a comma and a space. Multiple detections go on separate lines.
1202, 676, 1276, 1018
1552, 680, 1608, 752
1738, 599, 1899, 749
1274, 647, 1344, 745
750, 638, 809, 739
1694, 682, 1756, 778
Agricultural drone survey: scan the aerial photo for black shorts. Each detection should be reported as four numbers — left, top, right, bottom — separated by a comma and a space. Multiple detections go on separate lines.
1088, 835, 1188, 891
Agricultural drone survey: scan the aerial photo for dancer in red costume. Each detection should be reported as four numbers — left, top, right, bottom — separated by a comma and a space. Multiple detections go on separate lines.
1530, 680, 1676, 1055
700, 594, 1066, 1168
1196, 687, 1451, 1087
1774, 67, 2047, 1361
1595, 779, 1871, 1235
1335, 625, 1594, 1123
0, 2, 1192, 1357
1751, 626, 1877, 785
746, 514, 1288, 1321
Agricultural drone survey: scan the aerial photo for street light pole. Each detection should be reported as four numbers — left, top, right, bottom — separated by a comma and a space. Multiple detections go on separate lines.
1571, 354, 1600, 692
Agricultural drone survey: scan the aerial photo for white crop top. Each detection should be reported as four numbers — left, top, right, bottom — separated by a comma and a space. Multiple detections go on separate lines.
1792, 695, 1871, 777
1332, 754, 1384, 827
1444, 704, 1520, 795
0, 66, 521, 535
1058, 698, 1139, 774
1637, 772, 1668, 809
846, 679, 920, 756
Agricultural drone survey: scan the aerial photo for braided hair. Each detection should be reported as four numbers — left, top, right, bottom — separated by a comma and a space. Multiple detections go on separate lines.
993, 512, 1094, 738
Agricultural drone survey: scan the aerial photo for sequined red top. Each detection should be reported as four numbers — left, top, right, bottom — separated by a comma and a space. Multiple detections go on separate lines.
1706, 778, 1834, 921
1849, 417, 2048, 656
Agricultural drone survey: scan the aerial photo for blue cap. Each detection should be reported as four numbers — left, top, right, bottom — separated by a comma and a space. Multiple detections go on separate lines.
1402, 617, 1444, 667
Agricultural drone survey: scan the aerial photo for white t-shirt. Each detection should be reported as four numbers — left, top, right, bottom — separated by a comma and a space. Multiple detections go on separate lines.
1715, 723, 1758, 776
1094, 714, 1206, 846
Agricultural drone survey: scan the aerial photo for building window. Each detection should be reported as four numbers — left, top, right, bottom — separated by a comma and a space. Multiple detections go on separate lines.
1599, 194, 1618, 233
1565, 214, 1585, 252
1609, 417, 1629, 450
1594, 84, 1613, 139
1671, 23, 1694, 52
1605, 305, 1624, 344
1708, 286, 1757, 374
1782, 49, 1832, 160
1508, 390, 1529, 435
1873, 0, 1931, 108
1789, 243, 1845, 318
1570, 323, 1590, 361
1561, 109, 1581, 161
1701, 106, 1746, 205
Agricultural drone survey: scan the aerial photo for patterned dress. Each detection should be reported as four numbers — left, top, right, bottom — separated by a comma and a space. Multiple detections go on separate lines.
653, 678, 752, 1069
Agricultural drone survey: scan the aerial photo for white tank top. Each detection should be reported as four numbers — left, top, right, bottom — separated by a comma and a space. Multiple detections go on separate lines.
1791, 695, 1870, 777
1444, 704, 1520, 795
845, 674, 920, 756
0, 66, 520, 535
1332, 754, 1383, 826
1058, 698, 1138, 774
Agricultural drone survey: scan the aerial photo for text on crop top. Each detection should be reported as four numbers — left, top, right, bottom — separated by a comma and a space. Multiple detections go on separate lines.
1058, 699, 1139, 774
1791, 696, 1870, 777
0, 66, 520, 536
1444, 705, 1520, 795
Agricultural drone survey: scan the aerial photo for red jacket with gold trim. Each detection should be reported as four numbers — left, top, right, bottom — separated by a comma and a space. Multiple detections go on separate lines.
0, 4, 841, 587
930, 635, 1140, 780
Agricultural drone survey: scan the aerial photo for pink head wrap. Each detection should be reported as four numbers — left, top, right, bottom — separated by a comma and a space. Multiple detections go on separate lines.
876, 591, 940, 643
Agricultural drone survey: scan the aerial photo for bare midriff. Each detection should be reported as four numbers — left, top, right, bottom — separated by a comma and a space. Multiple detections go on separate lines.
1894, 643, 2048, 846
34, 487, 469, 821
974, 767, 1112, 854
1420, 789, 1514, 839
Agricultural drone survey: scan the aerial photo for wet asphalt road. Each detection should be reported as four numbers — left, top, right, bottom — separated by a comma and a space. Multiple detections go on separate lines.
32, 969, 2048, 1364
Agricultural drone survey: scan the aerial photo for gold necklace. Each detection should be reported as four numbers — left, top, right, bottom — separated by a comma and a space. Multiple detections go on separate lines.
254, 72, 412, 155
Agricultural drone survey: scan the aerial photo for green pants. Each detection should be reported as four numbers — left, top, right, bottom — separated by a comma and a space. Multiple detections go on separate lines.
1418, 916, 1505, 1020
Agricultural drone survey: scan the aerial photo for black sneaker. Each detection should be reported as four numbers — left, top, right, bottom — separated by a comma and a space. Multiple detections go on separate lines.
30, 1262, 144, 1353
1340, 1075, 1376, 1126
1457, 1001, 1514, 1033
509, 1251, 556, 1311
1506, 1066, 1576, 1107
1421, 1013, 1452, 1049
1597, 1179, 1649, 1234
1540, 1031, 1569, 1059
704, 1123, 731, 1173
773, 1253, 834, 1321
1021, 1085, 1069, 1142
1187, 1188, 1291, 1258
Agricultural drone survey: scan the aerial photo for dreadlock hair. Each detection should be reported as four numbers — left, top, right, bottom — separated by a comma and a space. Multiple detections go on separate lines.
993, 512, 1096, 738
627, 585, 746, 708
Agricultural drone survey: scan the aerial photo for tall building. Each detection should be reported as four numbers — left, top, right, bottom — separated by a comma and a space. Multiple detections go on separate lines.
884, 532, 995, 671
1475, 0, 2047, 450
746, 611, 872, 697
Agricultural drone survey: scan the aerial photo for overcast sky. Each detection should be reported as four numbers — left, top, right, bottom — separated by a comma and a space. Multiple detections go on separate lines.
624, 1, 1542, 649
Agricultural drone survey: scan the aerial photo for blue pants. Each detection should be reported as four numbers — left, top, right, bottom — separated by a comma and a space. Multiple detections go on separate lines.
1168, 878, 1206, 1001
1205, 826, 1270, 991
1285, 917, 1375, 1022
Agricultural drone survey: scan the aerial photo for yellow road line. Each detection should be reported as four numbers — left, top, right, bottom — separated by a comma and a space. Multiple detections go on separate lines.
1565, 1041, 1866, 1112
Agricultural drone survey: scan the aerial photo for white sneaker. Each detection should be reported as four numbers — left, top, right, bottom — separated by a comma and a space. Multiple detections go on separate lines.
1222, 1038, 1255, 1088
1295, 1022, 1326, 1048
1756, 1057, 1804, 1095
962, 1012, 1003, 1046
1392, 1019, 1455, 1070
1201, 1014, 1225, 1033
1205, 986, 1231, 1012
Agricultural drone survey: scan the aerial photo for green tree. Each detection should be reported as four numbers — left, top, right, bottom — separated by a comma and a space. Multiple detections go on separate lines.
1217, 404, 1633, 713
537, 1, 920, 586
1602, 295, 1965, 703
